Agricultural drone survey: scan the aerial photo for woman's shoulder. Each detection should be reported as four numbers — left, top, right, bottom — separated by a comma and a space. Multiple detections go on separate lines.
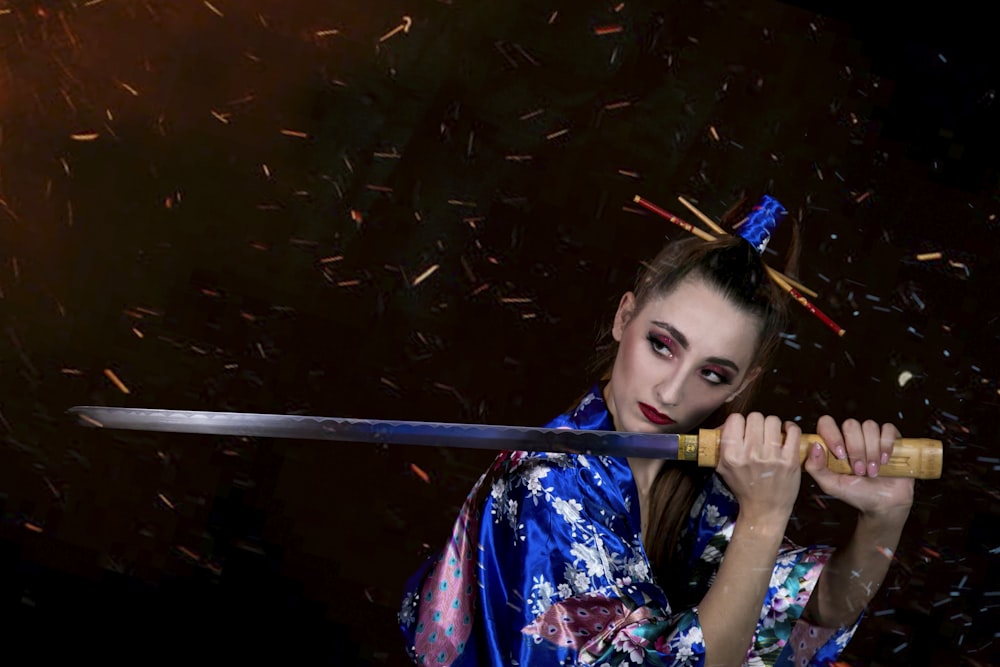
506, 450, 621, 480
490, 451, 633, 513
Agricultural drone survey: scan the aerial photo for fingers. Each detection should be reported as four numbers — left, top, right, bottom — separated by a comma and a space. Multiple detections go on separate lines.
818, 415, 900, 477
724, 412, 793, 451
734, 413, 788, 462
817, 415, 846, 460
717, 412, 801, 520
861, 420, 882, 477
781, 420, 802, 466
804, 438, 839, 493
720, 412, 746, 452
880, 422, 900, 465
840, 418, 865, 476
763, 414, 784, 450
782, 420, 802, 450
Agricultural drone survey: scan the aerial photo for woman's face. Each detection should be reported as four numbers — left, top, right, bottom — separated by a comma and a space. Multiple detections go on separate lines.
605, 277, 762, 434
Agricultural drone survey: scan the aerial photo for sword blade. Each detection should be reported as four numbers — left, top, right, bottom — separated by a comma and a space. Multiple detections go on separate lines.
66, 406, 696, 461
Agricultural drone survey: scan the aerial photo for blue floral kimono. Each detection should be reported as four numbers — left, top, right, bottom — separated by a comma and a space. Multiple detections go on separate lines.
399, 385, 862, 666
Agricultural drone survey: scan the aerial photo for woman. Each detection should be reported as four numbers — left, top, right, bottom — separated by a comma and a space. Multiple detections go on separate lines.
399, 196, 914, 666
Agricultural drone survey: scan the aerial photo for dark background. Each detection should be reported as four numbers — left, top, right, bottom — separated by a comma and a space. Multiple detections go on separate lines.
1, 0, 998, 664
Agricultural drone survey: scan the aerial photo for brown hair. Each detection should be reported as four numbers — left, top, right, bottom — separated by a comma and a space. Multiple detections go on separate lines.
585, 196, 800, 602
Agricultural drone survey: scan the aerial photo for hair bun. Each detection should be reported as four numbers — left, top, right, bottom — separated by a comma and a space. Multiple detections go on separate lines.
706, 238, 764, 292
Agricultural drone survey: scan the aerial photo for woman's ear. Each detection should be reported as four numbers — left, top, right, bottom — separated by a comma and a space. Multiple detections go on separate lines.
726, 366, 762, 403
612, 292, 636, 342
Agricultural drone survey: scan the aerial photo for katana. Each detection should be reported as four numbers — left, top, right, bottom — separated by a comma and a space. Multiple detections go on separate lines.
66, 406, 942, 479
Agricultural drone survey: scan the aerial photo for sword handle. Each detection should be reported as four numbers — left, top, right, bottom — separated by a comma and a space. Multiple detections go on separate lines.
696, 428, 942, 479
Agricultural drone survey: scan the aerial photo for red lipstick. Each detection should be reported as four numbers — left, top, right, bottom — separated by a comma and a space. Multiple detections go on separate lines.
638, 402, 675, 426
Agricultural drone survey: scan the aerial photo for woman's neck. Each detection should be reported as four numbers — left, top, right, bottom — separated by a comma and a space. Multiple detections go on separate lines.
601, 380, 667, 497
628, 457, 665, 498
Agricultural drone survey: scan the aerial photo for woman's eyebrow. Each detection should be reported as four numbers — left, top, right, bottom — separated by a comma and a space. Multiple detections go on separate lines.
651, 321, 689, 349
651, 320, 741, 373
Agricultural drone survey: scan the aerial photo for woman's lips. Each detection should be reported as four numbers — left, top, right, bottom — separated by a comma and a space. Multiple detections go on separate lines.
638, 402, 675, 426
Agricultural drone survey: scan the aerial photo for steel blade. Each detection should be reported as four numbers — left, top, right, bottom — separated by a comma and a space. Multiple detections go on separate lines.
67, 406, 698, 461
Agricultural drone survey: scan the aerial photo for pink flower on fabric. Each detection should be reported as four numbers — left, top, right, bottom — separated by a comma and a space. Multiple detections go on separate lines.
612, 630, 648, 663
653, 634, 673, 654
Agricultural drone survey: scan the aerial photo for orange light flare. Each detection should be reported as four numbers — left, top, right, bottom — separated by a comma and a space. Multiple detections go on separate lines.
410, 463, 431, 484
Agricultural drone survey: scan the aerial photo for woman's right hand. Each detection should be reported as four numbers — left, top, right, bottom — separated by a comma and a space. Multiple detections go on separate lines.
715, 412, 802, 526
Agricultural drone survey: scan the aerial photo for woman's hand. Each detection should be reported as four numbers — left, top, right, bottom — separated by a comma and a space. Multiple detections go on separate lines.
804, 416, 914, 520
698, 413, 805, 666
716, 412, 802, 526
801, 417, 915, 628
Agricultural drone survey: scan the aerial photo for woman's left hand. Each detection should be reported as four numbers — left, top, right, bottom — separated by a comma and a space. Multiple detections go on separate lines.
803, 416, 914, 520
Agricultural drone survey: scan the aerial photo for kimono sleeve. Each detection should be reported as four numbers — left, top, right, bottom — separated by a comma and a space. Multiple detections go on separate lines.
685, 475, 862, 666
764, 542, 863, 667
480, 454, 709, 666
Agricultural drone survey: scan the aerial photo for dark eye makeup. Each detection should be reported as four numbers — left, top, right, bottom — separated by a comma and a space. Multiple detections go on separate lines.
646, 333, 733, 386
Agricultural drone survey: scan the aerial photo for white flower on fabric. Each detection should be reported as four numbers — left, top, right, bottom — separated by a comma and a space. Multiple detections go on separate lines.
529, 574, 556, 616
531, 574, 555, 600
552, 497, 585, 527
570, 542, 606, 578
524, 470, 555, 506
557, 583, 573, 599
543, 453, 572, 468
675, 625, 704, 659
577, 455, 591, 469
561, 563, 592, 594
506, 499, 519, 529
775, 550, 799, 568
490, 478, 507, 502
627, 556, 650, 582
704, 504, 725, 527
770, 564, 793, 589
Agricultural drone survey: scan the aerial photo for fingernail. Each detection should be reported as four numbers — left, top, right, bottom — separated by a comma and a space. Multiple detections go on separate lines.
853, 460, 865, 476
881, 452, 889, 465
812, 442, 823, 457
868, 461, 879, 477
836, 446, 847, 460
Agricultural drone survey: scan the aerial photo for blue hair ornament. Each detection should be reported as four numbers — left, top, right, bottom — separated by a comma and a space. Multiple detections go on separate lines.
737, 195, 787, 254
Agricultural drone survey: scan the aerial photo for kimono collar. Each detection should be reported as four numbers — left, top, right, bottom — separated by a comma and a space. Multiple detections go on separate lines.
545, 383, 615, 432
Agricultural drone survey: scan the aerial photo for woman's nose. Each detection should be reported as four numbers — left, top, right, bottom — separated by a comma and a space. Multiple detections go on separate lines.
655, 372, 686, 407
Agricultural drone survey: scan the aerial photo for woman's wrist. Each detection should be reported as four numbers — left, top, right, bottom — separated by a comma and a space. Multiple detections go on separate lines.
857, 503, 911, 532
735, 506, 791, 536
738, 496, 794, 525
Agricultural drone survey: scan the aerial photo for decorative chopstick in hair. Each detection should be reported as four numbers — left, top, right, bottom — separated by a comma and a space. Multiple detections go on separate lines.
633, 194, 846, 337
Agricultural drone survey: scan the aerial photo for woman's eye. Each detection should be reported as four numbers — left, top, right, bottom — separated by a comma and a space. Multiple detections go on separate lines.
703, 370, 723, 385
647, 334, 673, 356
703, 369, 731, 386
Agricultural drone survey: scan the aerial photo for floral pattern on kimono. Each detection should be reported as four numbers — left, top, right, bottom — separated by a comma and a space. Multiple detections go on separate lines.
400, 384, 863, 666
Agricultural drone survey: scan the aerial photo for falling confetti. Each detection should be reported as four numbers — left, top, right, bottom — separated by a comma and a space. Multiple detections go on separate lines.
103, 368, 131, 394
410, 463, 431, 484
0, 3, 995, 665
